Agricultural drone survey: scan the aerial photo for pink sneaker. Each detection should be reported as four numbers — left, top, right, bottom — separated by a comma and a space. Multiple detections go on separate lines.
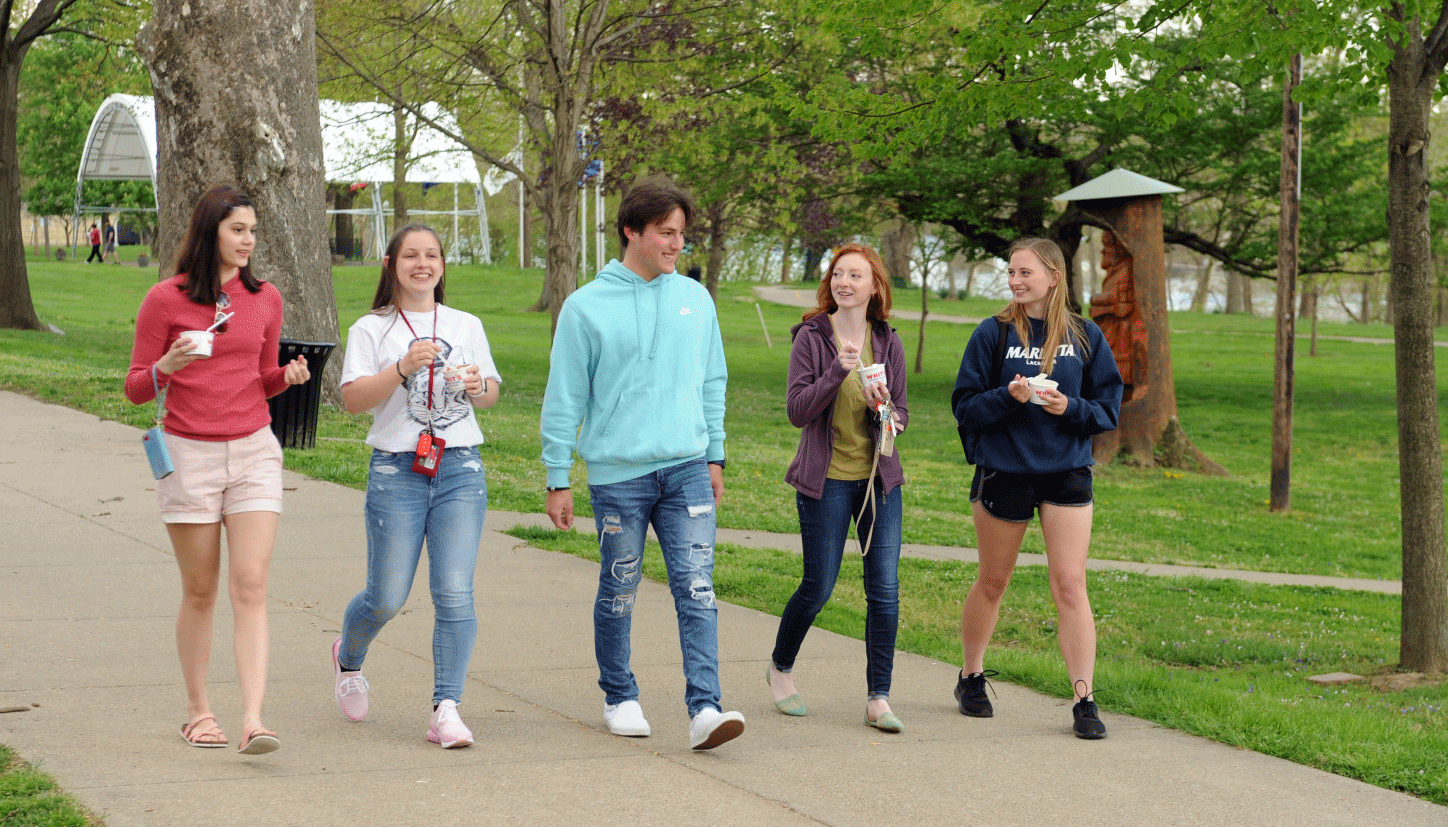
332, 637, 369, 722
427, 699, 473, 748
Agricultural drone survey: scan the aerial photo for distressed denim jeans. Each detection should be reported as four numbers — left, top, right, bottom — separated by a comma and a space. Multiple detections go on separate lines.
772, 478, 901, 698
588, 458, 721, 718
341, 446, 487, 705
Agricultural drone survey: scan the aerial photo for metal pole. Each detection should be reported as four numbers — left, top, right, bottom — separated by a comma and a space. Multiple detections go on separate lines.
1270, 52, 1302, 513
476, 184, 490, 264
596, 162, 605, 272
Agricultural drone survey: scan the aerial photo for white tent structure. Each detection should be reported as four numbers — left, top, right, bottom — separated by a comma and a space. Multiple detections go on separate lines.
73, 93, 492, 261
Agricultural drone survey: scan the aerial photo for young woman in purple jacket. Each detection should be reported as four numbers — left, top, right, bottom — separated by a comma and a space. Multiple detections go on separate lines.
767, 243, 909, 733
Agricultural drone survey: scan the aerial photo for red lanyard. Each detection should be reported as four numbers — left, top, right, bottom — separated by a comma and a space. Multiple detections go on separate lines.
398, 306, 438, 423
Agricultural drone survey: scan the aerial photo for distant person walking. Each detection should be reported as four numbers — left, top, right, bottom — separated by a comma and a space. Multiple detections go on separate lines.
767, 242, 909, 733
85, 223, 102, 263
103, 219, 121, 264
124, 184, 311, 754
332, 223, 502, 749
950, 236, 1122, 739
540, 177, 745, 750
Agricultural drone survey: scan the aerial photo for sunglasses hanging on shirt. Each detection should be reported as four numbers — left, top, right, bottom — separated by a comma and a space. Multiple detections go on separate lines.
214, 292, 231, 334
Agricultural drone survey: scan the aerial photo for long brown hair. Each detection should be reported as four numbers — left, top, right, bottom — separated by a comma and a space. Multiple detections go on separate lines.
996, 237, 1089, 376
172, 184, 262, 304
369, 223, 447, 313
803, 242, 893, 324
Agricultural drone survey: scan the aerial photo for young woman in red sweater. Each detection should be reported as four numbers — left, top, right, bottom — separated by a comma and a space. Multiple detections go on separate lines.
125, 185, 310, 754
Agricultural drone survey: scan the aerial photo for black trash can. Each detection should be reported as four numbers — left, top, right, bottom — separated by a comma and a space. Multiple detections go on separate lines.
268, 339, 335, 449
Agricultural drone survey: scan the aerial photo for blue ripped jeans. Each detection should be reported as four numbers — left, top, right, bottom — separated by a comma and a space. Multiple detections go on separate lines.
341, 446, 486, 705
588, 458, 721, 718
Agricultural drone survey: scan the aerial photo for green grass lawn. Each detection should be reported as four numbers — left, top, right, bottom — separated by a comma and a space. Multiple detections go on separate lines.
2, 253, 1446, 805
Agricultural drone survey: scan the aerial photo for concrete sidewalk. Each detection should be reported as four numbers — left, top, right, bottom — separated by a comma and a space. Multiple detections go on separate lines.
0, 391, 1440, 826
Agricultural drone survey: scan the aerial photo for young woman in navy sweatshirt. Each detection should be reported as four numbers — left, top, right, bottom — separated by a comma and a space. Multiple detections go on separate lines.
950, 237, 1122, 738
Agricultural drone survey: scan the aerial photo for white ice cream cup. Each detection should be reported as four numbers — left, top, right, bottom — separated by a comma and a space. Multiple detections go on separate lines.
1026, 375, 1058, 405
443, 364, 467, 393
858, 362, 886, 387
179, 330, 214, 358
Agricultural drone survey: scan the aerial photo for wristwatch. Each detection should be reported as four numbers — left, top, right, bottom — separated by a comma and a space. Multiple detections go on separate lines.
546, 486, 570, 492
708, 459, 726, 470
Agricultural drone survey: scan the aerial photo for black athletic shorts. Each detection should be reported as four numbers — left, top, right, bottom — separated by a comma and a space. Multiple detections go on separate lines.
969, 466, 1094, 523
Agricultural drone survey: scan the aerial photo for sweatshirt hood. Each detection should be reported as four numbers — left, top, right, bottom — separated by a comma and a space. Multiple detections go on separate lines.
598, 259, 669, 359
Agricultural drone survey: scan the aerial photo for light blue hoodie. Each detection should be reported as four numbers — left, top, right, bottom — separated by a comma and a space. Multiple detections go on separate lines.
540, 260, 727, 487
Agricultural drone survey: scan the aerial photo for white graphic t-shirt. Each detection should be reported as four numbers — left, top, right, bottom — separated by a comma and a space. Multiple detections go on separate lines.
340, 305, 502, 452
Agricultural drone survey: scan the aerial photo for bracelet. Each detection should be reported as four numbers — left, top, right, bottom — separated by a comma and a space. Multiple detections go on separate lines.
546, 486, 570, 492
395, 360, 406, 378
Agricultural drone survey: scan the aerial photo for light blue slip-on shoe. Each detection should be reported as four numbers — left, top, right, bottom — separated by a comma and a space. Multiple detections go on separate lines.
865, 710, 903, 733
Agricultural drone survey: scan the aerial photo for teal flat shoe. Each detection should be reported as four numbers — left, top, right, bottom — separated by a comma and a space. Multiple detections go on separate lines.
865, 710, 903, 733
766, 663, 807, 716
774, 693, 807, 717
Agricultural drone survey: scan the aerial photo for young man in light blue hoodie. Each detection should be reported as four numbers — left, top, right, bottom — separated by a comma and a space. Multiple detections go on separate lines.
540, 177, 744, 750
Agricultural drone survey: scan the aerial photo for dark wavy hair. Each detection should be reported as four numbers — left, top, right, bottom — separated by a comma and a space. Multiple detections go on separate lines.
172, 184, 262, 304
802, 242, 893, 323
616, 177, 695, 250
370, 223, 447, 313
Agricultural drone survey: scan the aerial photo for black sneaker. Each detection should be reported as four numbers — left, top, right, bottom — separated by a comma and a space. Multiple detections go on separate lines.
953, 670, 998, 718
1072, 698, 1107, 739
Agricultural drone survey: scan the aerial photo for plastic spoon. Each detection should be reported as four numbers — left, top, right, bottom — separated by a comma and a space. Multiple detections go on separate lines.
206, 312, 234, 333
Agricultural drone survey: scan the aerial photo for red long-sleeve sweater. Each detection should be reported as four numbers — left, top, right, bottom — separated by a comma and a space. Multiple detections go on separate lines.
125, 274, 289, 441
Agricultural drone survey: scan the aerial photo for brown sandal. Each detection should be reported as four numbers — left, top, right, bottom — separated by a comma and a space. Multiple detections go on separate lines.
180, 714, 228, 748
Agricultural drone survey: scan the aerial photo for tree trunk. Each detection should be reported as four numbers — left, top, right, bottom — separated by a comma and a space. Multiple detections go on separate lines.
779, 234, 793, 283
530, 126, 583, 331
1241, 274, 1254, 315
332, 184, 356, 259
704, 207, 726, 302
140, 0, 341, 406
1225, 269, 1244, 314
1300, 276, 1319, 357
0, 54, 42, 330
1437, 285, 1447, 326
915, 274, 927, 373
1361, 276, 1373, 323
1190, 255, 1215, 312
1387, 18, 1448, 673
392, 101, 409, 226
802, 244, 825, 282
522, 182, 534, 268
881, 220, 912, 287
1271, 53, 1302, 514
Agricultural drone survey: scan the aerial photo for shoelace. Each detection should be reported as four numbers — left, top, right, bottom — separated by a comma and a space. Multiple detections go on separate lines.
337, 674, 369, 697
1073, 679, 1097, 714
969, 669, 1000, 700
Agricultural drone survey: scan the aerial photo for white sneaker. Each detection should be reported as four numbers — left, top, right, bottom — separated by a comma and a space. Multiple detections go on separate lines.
603, 700, 651, 736
427, 699, 473, 748
689, 707, 745, 750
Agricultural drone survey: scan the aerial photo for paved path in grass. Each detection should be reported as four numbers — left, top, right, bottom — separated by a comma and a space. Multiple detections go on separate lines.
1, 390, 1438, 827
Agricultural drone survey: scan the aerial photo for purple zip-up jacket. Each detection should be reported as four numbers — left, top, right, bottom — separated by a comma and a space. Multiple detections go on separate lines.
784, 311, 910, 499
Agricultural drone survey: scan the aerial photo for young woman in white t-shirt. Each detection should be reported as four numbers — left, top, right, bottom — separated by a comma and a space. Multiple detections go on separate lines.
331, 223, 502, 748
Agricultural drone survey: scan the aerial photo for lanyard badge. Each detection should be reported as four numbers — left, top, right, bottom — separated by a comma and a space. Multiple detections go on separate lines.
401, 306, 444, 477
412, 428, 445, 476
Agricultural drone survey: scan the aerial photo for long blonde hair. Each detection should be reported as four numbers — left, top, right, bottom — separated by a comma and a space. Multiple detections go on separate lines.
996, 237, 1089, 377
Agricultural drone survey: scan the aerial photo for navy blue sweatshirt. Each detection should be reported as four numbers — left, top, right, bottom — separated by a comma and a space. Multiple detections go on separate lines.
952, 316, 1122, 474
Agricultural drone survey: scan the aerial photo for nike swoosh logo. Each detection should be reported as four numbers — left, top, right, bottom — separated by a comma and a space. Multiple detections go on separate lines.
680, 308, 693, 315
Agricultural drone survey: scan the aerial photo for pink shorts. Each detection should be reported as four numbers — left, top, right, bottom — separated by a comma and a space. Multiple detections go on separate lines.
156, 427, 284, 523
